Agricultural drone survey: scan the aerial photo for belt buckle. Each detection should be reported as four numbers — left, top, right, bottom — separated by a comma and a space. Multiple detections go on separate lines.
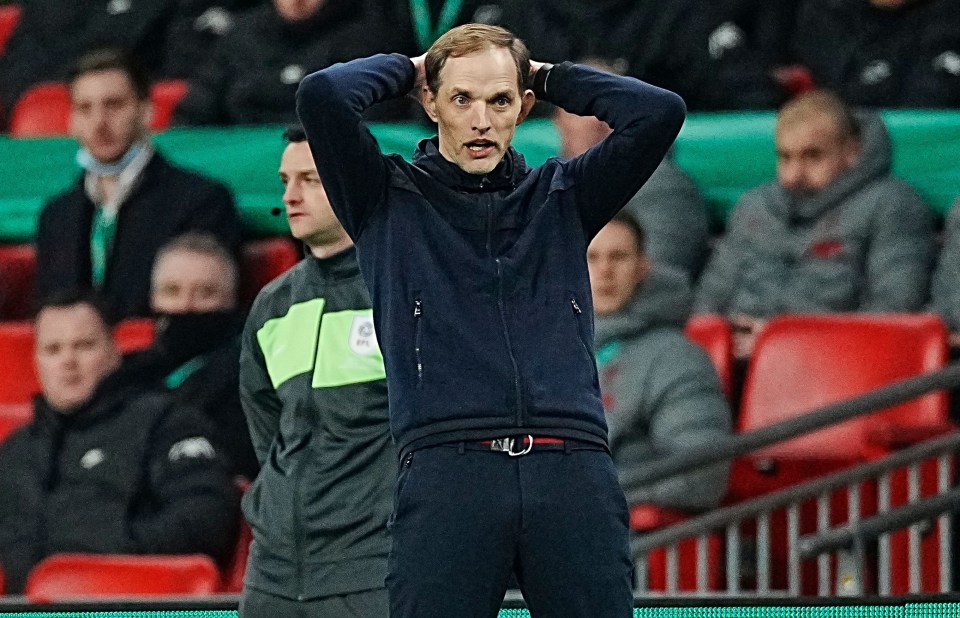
489, 434, 534, 457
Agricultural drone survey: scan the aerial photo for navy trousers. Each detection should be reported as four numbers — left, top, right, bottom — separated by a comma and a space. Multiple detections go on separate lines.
386, 441, 634, 618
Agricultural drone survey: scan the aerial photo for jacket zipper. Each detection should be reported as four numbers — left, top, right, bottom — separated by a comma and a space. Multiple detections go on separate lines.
294, 304, 325, 599
486, 190, 524, 426
571, 296, 592, 361
413, 298, 423, 389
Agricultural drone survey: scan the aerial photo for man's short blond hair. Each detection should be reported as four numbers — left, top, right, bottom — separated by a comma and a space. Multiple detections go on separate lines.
425, 24, 530, 94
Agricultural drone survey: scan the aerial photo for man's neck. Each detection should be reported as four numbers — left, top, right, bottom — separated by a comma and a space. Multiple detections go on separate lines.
308, 236, 354, 259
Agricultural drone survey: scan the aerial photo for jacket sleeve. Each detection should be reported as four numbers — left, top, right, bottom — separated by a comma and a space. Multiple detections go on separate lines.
296, 54, 416, 239
0, 433, 43, 594
239, 307, 283, 466
619, 338, 732, 511
931, 199, 960, 330
693, 196, 755, 314
129, 397, 240, 566
861, 184, 936, 311
541, 62, 687, 240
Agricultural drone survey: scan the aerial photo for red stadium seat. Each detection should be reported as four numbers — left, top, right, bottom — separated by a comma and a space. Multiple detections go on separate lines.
25, 553, 220, 602
9, 82, 70, 137
0, 243, 36, 320
729, 313, 950, 594
737, 313, 948, 466
239, 237, 300, 305
149, 80, 188, 131
684, 314, 734, 399
221, 478, 252, 593
0, 320, 38, 404
0, 4, 21, 57
114, 318, 155, 353
0, 403, 31, 444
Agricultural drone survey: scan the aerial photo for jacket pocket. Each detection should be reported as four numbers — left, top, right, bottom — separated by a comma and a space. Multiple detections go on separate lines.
570, 293, 593, 364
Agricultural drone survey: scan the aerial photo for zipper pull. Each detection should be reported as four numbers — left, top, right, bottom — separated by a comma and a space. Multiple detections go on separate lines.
414, 299, 422, 318
571, 298, 582, 314
403, 452, 414, 468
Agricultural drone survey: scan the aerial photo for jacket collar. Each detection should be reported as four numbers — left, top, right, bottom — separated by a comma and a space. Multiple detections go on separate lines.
412, 137, 527, 192
304, 244, 361, 280
33, 369, 137, 430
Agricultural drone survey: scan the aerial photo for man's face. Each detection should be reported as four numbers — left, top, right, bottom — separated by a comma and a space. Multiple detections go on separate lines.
553, 109, 612, 159
869, 0, 920, 9
151, 250, 237, 314
279, 141, 345, 246
70, 69, 151, 164
775, 115, 860, 198
425, 46, 535, 175
35, 303, 120, 413
587, 221, 651, 316
273, 0, 325, 21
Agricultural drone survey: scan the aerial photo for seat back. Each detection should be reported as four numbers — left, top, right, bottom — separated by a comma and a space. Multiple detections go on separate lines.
0, 3, 21, 56
25, 553, 220, 602
684, 314, 734, 398
0, 320, 38, 404
739, 313, 948, 461
0, 403, 32, 444
149, 80, 188, 131
0, 243, 36, 320
9, 82, 70, 136
239, 237, 299, 306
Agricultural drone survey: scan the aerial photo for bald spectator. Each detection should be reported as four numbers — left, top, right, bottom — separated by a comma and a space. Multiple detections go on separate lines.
0, 290, 238, 593
123, 233, 257, 479
34, 48, 241, 321
695, 90, 935, 358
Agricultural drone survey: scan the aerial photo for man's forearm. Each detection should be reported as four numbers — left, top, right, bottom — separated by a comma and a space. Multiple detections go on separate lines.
296, 54, 416, 238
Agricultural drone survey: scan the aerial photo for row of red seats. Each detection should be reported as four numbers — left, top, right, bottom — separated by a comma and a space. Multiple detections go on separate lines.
0, 481, 252, 598
0, 4, 19, 58
646, 312, 953, 594
7, 79, 189, 136
0, 236, 299, 320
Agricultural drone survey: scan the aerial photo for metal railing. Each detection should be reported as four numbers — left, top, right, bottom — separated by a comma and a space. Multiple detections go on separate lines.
630, 364, 960, 597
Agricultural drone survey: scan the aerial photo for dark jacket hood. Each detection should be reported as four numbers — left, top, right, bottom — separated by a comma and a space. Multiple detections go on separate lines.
33, 369, 145, 431
595, 265, 692, 346
775, 110, 892, 222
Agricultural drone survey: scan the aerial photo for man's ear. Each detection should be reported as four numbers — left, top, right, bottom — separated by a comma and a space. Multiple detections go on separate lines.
423, 88, 439, 123
516, 89, 535, 126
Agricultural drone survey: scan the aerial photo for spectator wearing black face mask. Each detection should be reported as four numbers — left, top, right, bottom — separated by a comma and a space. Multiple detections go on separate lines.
122, 232, 257, 480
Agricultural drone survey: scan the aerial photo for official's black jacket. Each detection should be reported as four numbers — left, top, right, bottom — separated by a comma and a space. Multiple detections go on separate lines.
34, 152, 241, 320
297, 54, 686, 455
239, 247, 394, 601
0, 371, 239, 593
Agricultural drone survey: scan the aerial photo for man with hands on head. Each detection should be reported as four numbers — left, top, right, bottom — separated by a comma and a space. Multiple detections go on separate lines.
297, 24, 685, 617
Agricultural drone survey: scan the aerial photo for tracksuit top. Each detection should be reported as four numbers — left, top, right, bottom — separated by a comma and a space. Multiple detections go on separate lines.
239, 248, 394, 600
297, 53, 686, 455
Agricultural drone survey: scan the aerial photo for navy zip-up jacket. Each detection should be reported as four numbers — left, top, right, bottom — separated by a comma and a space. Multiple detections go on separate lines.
296, 53, 685, 455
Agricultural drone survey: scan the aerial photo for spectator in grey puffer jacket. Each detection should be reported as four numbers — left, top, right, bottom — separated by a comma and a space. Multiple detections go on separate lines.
589, 212, 731, 512
695, 89, 935, 358
930, 197, 960, 346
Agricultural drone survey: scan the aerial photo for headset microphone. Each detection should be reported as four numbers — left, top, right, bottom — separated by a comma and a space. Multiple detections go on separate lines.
270, 207, 283, 216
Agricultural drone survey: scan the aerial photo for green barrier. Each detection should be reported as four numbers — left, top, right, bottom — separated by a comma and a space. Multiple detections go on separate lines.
1, 111, 958, 243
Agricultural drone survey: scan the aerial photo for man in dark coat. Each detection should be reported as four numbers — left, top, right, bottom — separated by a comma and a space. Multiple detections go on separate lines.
0, 290, 239, 594
35, 48, 241, 321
